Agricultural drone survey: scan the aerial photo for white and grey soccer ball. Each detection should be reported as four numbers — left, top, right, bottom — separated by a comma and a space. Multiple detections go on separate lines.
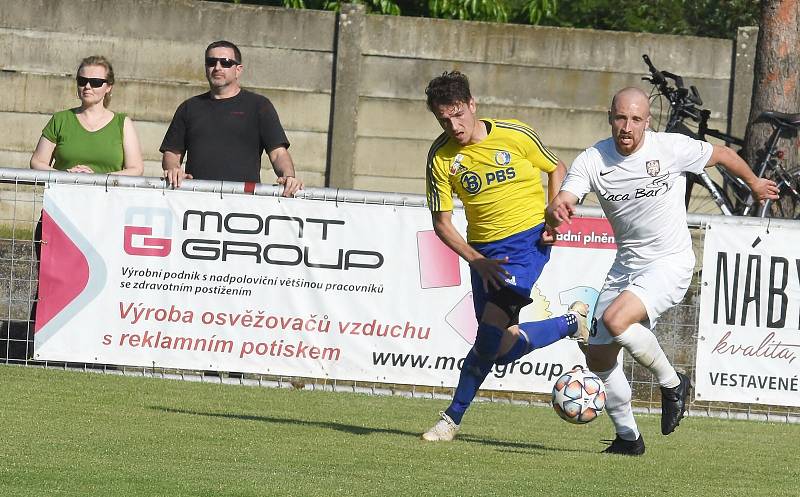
552, 367, 606, 424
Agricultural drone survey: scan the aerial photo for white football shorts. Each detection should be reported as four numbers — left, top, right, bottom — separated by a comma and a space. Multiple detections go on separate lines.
590, 250, 695, 345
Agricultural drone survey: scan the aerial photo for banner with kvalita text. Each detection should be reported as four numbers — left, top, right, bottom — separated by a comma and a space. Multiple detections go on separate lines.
697, 221, 800, 406
35, 184, 616, 393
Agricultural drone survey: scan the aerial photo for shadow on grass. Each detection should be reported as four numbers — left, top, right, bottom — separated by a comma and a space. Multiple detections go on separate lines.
457, 435, 584, 453
151, 406, 582, 453
154, 405, 418, 437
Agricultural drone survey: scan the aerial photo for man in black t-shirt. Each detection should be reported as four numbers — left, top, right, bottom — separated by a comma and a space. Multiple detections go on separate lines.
160, 40, 303, 196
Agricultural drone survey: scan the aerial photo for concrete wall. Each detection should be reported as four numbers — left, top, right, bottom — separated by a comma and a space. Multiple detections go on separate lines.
349, 14, 734, 195
0, 0, 741, 198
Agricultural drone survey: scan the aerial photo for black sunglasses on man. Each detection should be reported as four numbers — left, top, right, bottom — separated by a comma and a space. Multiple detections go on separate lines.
205, 57, 240, 68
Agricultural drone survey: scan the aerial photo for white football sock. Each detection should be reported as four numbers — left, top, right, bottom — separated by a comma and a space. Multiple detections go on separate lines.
595, 363, 639, 441
612, 323, 679, 388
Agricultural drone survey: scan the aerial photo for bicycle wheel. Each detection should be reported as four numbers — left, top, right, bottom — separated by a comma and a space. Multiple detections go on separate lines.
685, 174, 733, 215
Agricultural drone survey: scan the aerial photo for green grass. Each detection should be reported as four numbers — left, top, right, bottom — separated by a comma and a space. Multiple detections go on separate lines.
0, 365, 796, 497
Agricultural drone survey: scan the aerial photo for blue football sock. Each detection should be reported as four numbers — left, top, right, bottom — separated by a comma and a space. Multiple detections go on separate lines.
445, 349, 492, 425
494, 330, 531, 365
495, 315, 577, 364
445, 322, 503, 424
521, 315, 576, 347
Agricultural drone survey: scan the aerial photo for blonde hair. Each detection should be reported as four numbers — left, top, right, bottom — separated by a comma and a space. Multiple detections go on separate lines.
77, 55, 115, 107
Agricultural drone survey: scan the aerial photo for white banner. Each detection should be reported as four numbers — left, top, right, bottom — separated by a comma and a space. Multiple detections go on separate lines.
35, 184, 616, 392
697, 221, 800, 406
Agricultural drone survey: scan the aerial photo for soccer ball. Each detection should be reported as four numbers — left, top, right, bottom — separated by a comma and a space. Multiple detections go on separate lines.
552, 367, 606, 424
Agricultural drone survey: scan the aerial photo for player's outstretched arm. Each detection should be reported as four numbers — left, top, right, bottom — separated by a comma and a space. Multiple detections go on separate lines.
545, 191, 580, 229
431, 211, 508, 292
709, 144, 779, 204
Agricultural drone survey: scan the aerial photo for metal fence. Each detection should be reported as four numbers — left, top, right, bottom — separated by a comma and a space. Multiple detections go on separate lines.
1, 167, 798, 424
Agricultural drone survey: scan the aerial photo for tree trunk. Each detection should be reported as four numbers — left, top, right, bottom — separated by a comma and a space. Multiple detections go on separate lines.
743, 0, 800, 174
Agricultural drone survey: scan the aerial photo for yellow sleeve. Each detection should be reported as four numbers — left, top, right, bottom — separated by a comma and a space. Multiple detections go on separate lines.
426, 135, 453, 212
510, 120, 559, 173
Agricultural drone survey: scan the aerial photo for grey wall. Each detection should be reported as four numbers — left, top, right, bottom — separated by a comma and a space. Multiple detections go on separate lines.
0, 0, 744, 198
349, 14, 735, 195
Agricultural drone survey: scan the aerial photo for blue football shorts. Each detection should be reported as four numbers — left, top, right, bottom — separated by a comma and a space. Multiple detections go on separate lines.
470, 223, 551, 323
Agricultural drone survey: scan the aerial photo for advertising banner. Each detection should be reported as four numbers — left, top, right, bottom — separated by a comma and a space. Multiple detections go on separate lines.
696, 221, 800, 406
36, 184, 616, 392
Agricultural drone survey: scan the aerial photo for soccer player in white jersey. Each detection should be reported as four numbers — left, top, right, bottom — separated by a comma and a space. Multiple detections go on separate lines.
545, 87, 779, 455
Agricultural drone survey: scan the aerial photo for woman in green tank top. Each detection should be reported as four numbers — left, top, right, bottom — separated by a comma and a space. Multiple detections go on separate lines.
29, 55, 144, 176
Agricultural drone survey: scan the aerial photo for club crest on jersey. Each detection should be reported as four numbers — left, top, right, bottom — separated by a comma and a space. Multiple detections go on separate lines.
646, 160, 660, 176
449, 154, 466, 175
495, 151, 511, 166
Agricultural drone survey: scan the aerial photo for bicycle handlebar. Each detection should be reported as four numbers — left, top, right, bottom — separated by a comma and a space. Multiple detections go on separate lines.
643, 54, 744, 147
661, 70, 684, 90
642, 54, 691, 96
642, 54, 668, 87
642, 54, 704, 124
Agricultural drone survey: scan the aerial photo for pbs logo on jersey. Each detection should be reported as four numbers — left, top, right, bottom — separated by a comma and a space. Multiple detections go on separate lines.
552, 367, 606, 424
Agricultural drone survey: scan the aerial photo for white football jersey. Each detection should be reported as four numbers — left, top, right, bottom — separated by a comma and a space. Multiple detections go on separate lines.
562, 131, 713, 269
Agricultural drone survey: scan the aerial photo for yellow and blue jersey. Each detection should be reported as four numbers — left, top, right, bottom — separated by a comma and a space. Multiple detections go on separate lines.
426, 118, 559, 243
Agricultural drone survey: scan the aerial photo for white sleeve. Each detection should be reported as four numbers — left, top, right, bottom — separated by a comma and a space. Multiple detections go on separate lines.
561, 150, 594, 199
663, 132, 714, 174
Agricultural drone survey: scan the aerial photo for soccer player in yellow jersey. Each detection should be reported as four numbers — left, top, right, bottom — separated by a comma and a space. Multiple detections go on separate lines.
421, 71, 590, 441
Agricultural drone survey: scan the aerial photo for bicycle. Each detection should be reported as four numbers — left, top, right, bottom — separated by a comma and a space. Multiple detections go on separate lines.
642, 54, 800, 219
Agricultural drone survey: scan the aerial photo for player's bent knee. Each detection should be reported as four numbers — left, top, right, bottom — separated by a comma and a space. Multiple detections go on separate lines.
601, 310, 631, 337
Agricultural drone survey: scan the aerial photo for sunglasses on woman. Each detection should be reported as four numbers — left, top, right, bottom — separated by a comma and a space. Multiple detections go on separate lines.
76, 76, 108, 88
205, 57, 240, 68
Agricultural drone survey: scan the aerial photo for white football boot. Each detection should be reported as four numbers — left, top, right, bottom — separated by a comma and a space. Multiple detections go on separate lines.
567, 301, 590, 346
421, 411, 460, 441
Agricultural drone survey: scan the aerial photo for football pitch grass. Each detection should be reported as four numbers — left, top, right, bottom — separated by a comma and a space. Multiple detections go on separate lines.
1, 365, 796, 497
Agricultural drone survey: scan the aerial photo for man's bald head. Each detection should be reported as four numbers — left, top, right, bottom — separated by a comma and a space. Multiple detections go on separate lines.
608, 87, 652, 155
611, 87, 651, 116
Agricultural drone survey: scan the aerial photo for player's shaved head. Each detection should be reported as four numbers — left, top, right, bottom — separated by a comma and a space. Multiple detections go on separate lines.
608, 87, 651, 155
611, 87, 651, 116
